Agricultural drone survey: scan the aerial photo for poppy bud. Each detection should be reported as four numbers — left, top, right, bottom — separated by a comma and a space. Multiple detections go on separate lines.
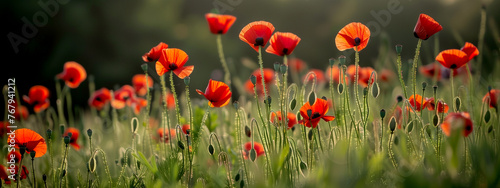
308, 92, 316, 106
235, 172, 241, 181
280, 64, 288, 74
363, 87, 368, 96
20, 146, 26, 156
339, 55, 346, 65
233, 101, 239, 109
329, 58, 335, 67
87, 129, 93, 138
43, 174, 47, 181
141, 63, 148, 72
30, 151, 36, 159
47, 129, 52, 139
290, 98, 297, 111
245, 125, 251, 137
184, 76, 191, 86
266, 96, 272, 107
131, 117, 139, 134
274, 62, 280, 72
455, 97, 461, 111
178, 140, 185, 150
422, 82, 427, 91
89, 157, 97, 173
64, 136, 71, 145
433, 114, 440, 126
407, 120, 414, 133
395, 44, 403, 55
67, 132, 73, 139
208, 144, 215, 155
389, 116, 396, 133
308, 129, 314, 140
61, 170, 66, 178
307, 109, 312, 119
250, 148, 257, 162
338, 83, 344, 94
397, 95, 403, 103
240, 179, 245, 188
60, 125, 65, 136
484, 110, 491, 124
433, 85, 438, 95
380, 109, 386, 119
250, 75, 257, 85
372, 83, 379, 98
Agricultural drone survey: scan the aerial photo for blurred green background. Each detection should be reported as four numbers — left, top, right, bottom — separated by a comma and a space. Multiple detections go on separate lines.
2, 0, 499, 111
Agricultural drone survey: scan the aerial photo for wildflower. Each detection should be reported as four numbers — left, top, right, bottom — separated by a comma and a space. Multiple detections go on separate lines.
436, 49, 469, 69
326, 65, 349, 84
288, 58, 307, 73
196, 79, 232, 108
393, 106, 404, 129
156, 48, 194, 79
299, 98, 335, 128
14, 105, 29, 120
460, 42, 479, 61
63, 128, 81, 150
162, 91, 176, 110
335, 22, 370, 51
132, 74, 153, 97
0, 165, 12, 184
89, 88, 112, 110
181, 124, 190, 135
242, 142, 265, 160
358, 67, 376, 87
379, 69, 395, 83
23, 85, 50, 113
408, 94, 428, 112
9, 128, 47, 157
205, 13, 236, 34
57, 61, 87, 88
266, 32, 301, 56
157, 128, 176, 143
441, 112, 473, 137
239, 21, 275, 52
131, 97, 148, 115
6, 150, 21, 163
142, 42, 168, 62
413, 14, 442, 40
270, 111, 297, 129
425, 98, 449, 113
483, 89, 499, 109
244, 68, 275, 96
111, 85, 136, 109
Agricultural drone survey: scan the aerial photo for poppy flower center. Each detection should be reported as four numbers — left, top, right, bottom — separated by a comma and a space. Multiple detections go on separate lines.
465, 125, 472, 131
254, 37, 264, 46
311, 112, 321, 119
354, 37, 361, 46
95, 97, 102, 102
68, 78, 74, 82
413, 32, 419, 39
450, 64, 457, 69
218, 30, 223, 34
282, 48, 288, 54
169, 63, 178, 70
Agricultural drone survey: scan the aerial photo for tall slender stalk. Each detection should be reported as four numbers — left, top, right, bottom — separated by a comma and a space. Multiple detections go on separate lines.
169, 71, 181, 124
412, 39, 423, 105
216, 35, 231, 86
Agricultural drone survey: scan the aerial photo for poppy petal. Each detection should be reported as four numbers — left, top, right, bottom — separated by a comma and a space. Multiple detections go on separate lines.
205, 13, 236, 34
155, 61, 168, 76
173, 65, 194, 79
460, 42, 479, 61
436, 49, 469, 69
335, 22, 370, 51
413, 14, 442, 40
239, 21, 275, 52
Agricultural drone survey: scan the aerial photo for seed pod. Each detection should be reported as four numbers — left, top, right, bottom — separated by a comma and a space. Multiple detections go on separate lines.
67, 132, 73, 139
389, 116, 396, 133
184, 76, 191, 86
329, 58, 335, 67
372, 83, 380, 98
290, 98, 297, 111
30, 151, 36, 159
266, 96, 272, 107
208, 144, 214, 155
280, 64, 288, 74
250, 75, 257, 85
64, 136, 71, 145
273, 62, 280, 72
178, 140, 185, 150
308, 91, 316, 105
338, 83, 344, 94
485, 110, 491, 124
307, 109, 312, 119
433, 114, 440, 126
395, 44, 403, 55
338, 55, 346, 65
131, 117, 139, 134
380, 109, 386, 119
87, 129, 93, 138
89, 156, 97, 173
244, 125, 251, 137
141, 63, 148, 72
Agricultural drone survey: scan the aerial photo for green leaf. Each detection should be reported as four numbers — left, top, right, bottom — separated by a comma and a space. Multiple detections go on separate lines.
133, 152, 158, 174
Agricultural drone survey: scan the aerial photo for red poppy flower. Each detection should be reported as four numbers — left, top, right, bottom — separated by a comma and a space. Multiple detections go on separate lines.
420, 63, 443, 81
483, 89, 500, 109
441, 112, 473, 137
1, 122, 10, 138
162, 91, 176, 110
156, 48, 194, 79
111, 85, 136, 109
413, 14, 442, 40
436, 49, 469, 69
7, 165, 28, 182
460, 42, 479, 61
266, 32, 301, 56
335, 22, 370, 52
288, 58, 307, 73
131, 97, 148, 115
6, 150, 22, 163
23, 85, 50, 113
14, 105, 29, 120
57, 61, 87, 88
0, 165, 12, 184
132, 74, 153, 97
245, 68, 275, 96
303, 69, 326, 85
242, 142, 265, 160
239, 21, 275, 52
157, 128, 176, 143
358, 67, 376, 87
63, 127, 81, 150
205, 13, 236, 34
408, 94, 428, 112
270, 111, 297, 129
89, 88, 112, 111
142, 42, 168, 62
181, 124, 190, 134
379, 69, 395, 83
326, 65, 349, 85
197, 79, 232, 108
425, 98, 449, 113
9, 128, 47, 157
299, 98, 335, 128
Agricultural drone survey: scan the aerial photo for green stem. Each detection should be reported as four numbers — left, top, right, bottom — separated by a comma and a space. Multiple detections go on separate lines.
450, 70, 456, 112
388, 133, 397, 169
412, 39, 423, 104
396, 52, 408, 99
216, 34, 231, 86
354, 49, 364, 123
169, 71, 181, 124
160, 75, 173, 151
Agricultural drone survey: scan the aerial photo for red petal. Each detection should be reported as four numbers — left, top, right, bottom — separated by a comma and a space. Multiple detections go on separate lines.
239, 21, 275, 52
335, 22, 370, 51
413, 14, 442, 40
205, 13, 236, 34
460, 42, 479, 61
436, 49, 469, 69
173, 65, 194, 79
